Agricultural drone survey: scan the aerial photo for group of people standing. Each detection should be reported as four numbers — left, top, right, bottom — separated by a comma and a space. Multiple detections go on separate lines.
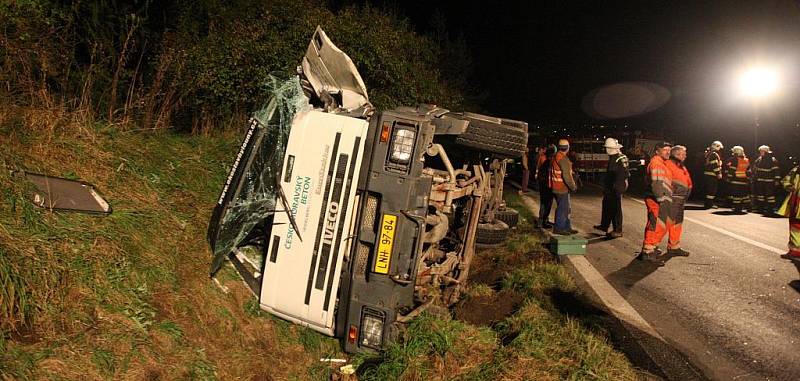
527, 138, 800, 264
703, 141, 783, 214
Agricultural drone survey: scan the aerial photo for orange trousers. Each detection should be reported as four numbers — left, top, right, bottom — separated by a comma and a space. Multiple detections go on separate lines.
643, 198, 682, 251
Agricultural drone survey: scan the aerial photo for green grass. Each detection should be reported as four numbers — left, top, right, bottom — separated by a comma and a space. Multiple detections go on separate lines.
0, 105, 638, 380
346, 189, 640, 381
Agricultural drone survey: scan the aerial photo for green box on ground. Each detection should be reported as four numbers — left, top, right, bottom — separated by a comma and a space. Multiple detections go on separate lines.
549, 235, 587, 255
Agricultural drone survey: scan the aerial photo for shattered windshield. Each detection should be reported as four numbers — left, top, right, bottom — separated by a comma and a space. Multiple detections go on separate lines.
210, 76, 310, 269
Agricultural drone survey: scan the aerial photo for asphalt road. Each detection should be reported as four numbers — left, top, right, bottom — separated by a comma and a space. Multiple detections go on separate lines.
535, 187, 800, 381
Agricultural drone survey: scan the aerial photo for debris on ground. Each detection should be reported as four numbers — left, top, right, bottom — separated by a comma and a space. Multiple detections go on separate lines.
25, 172, 111, 214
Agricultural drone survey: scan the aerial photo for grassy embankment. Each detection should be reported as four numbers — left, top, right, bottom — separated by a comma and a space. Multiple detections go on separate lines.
1, 107, 640, 380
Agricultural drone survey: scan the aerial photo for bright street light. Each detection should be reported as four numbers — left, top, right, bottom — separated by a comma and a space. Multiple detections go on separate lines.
736, 65, 781, 152
738, 66, 780, 100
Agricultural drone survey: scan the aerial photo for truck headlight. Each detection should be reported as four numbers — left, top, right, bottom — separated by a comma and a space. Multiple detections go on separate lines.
360, 310, 385, 349
389, 127, 416, 164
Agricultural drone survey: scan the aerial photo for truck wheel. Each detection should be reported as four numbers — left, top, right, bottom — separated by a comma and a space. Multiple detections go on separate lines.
476, 220, 509, 244
455, 118, 528, 158
495, 208, 519, 228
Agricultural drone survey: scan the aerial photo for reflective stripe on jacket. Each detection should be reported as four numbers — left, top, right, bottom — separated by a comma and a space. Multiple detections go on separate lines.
704, 150, 722, 176
666, 158, 692, 199
753, 154, 781, 183
726, 156, 750, 185
603, 153, 630, 194
644, 155, 672, 202
778, 166, 800, 219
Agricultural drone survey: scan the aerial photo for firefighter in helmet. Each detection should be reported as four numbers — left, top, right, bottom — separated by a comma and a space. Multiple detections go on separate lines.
703, 141, 724, 208
725, 145, 751, 213
594, 137, 629, 238
751, 145, 781, 214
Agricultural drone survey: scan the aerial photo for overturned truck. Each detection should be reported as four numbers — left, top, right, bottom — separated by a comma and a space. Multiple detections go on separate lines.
207, 27, 527, 353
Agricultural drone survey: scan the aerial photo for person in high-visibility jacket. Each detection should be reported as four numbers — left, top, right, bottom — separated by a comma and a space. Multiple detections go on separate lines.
639, 142, 672, 264
664, 145, 692, 257
703, 140, 724, 209
725, 145, 750, 213
751, 145, 781, 214
778, 164, 800, 261
549, 139, 578, 235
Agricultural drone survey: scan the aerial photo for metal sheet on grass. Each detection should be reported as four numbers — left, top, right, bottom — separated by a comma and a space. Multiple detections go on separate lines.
26, 173, 111, 214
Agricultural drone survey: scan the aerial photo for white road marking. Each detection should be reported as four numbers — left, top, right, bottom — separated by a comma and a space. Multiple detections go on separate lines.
565, 255, 664, 339
627, 197, 786, 255
518, 194, 664, 340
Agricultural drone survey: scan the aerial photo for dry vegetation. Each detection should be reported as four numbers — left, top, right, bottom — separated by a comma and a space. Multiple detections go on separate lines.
1, 106, 641, 380
0, 105, 344, 380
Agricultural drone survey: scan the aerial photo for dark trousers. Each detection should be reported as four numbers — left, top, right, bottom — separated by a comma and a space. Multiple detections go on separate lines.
600, 191, 623, 232
538, 186, 554, 227
754, 180, 777, 211
704, 175, 719, 207
728, 181, 750, 210
521, 169, 530, 192
554, 192, 572, 231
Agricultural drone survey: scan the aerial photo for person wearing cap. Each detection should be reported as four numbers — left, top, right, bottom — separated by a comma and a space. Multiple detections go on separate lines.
725, 145, 751, 213
594, 137, 629, 238
664, 145, 692, 256
639, 142, 672, 264
751, 145, 781, 214
549, 139, 578, 235
703, 140, 724, 209
778, 162, 800, 261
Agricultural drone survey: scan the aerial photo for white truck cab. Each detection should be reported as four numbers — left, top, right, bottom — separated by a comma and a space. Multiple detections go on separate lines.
207, 27, 527, 353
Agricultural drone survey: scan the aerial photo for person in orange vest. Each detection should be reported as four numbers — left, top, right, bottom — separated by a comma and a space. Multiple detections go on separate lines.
639, 142, 672, 264
664, 145, 692, 257
778, 163, 800, 261
725, 145, 750, 213
549, 139, 578, 235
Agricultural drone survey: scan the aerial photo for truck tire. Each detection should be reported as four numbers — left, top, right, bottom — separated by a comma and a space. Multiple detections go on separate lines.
455, 118, 528, 158
495, 208, 519, 228
476, 220, 509, 245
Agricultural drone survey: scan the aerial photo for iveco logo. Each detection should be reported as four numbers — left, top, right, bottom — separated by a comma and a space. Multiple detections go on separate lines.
322, 202, 339, 245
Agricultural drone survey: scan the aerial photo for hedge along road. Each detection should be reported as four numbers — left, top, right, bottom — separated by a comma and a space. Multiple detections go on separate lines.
527, 186, 800, 381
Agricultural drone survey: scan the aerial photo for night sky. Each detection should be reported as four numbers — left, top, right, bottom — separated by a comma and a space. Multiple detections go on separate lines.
383, 0, 800, 159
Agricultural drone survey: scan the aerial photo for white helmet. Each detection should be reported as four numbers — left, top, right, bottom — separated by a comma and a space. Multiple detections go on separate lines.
603, 137, 622, 149
732, 145, 744, 156
711, 141, 723, 150
758, 145, 770, 153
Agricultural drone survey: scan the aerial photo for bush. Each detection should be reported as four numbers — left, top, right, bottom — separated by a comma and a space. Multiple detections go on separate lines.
0, 0, 471, 132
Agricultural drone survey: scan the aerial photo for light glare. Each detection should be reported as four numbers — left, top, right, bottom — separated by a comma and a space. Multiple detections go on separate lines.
738, 67, 779, 99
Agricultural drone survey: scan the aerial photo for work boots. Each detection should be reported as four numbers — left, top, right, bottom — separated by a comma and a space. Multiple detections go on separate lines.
637, 249, 665, 266
668, 248, 690, 257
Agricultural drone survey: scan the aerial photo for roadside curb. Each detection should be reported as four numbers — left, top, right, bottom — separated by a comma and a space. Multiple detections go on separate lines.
509, 182, 705, 380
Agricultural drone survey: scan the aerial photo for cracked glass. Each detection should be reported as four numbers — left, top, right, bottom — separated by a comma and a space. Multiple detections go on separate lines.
211, 76, 310, 267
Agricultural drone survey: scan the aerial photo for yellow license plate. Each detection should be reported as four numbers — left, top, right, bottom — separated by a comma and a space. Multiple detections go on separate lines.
373, 214, 397, 274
